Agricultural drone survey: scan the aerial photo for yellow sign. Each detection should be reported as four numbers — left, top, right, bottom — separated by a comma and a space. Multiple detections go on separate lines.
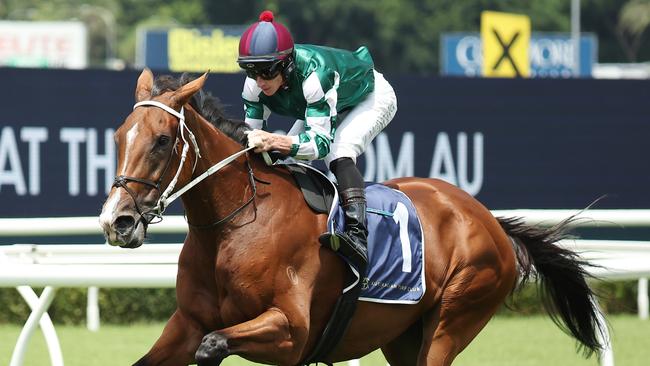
168, 28, 241, 73
481, 11, 531, 77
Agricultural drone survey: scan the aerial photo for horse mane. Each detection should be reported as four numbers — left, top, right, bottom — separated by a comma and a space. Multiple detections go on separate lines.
151, 73, 250, 145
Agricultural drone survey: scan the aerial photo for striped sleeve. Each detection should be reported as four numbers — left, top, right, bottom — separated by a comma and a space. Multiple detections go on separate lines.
242, 77, 269, 130
288, 70, 339, 160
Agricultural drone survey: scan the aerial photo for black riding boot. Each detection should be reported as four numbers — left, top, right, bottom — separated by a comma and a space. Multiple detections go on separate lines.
320, 187, 369, 276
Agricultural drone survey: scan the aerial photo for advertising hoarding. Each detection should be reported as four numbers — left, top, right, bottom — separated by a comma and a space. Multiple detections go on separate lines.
137, 26, 245, 73
0, 68, 647, 220
0, 21, 87, 69
441, 32, 597, 78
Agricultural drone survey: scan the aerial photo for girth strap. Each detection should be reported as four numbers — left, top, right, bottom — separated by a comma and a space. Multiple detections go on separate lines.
302, 285, 361, 365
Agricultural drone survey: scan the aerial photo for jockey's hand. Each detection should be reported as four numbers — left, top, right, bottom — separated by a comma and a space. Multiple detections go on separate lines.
245, 129, 274, 153
245, 129, 292, 155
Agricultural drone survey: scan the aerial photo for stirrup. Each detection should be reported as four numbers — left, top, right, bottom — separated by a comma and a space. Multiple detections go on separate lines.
318, 231, 340, 250
319, 231, 368, 272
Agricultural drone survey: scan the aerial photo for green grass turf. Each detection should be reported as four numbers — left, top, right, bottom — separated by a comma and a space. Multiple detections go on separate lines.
1, 315, 648, 365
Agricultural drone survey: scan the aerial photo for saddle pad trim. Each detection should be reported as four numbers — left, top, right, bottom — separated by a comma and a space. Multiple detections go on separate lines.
367, 207, 394, 217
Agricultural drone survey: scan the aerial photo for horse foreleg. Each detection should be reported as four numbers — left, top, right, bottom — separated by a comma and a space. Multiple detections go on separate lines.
195, 307, 303, 366
134, 310, 204, 366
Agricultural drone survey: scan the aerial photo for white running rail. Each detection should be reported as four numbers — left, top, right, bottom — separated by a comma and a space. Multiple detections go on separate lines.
2, 210, 650, 366
1, 209, 649, 237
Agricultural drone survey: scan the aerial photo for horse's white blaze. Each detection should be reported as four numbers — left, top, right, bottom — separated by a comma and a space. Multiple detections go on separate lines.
100, 123, 139, 237
99, 191, 121, 234
121, 123, 139, 175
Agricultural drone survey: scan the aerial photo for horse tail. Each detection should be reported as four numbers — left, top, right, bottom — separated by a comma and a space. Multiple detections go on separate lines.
497, 216, 606, 357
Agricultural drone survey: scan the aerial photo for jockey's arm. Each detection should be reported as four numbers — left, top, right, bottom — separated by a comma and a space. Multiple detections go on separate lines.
243, 72, 336, 161
245, 129, 293, 155
242, 94, 294, 155
242, 77, 269, 130
246, 118, 331, 159
287, 71, 337, 160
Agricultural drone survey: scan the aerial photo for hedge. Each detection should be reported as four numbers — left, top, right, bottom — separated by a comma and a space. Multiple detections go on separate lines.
0, 288, 176, 324
0, 280, 641, 325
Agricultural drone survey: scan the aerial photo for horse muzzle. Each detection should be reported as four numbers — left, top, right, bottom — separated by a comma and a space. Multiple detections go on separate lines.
101, 213, 146, 248
100, 188, 155, 248
100, 207, 147, 249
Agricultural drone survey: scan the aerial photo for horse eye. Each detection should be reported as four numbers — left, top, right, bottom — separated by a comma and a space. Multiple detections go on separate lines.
157, 135, 171, 147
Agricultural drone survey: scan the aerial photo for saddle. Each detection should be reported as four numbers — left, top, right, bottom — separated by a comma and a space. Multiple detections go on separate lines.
284, 163, 335, 215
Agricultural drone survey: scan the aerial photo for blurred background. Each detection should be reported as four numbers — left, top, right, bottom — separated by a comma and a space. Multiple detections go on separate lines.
1, 1, 650, 366
0, 0, 649, 75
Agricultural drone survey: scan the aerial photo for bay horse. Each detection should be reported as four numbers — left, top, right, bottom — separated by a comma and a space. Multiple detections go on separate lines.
99, 69, 606, 366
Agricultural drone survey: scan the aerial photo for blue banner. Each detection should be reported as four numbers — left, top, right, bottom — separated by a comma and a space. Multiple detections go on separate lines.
441, 32, 597, 77
0, 68, 647, 221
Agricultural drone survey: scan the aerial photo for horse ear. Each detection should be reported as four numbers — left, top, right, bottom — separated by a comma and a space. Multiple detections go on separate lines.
135, 68, 154, 102
171, 72, 209, 108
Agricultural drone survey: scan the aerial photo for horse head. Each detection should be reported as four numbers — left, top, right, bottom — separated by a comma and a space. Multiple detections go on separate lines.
99, 68, 207, 248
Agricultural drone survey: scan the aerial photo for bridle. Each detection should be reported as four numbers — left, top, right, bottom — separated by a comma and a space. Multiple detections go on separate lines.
112, 100, 258, 231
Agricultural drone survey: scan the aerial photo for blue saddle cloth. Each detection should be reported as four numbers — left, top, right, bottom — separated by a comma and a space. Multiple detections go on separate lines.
329, 183, 425, 304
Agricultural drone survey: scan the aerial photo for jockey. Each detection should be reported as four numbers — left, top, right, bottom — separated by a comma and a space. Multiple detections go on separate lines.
239, 10, 397, 279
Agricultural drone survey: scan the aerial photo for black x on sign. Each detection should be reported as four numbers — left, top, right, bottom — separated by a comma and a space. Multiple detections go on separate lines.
492, 29, 521, 75
481, 11, 530, 77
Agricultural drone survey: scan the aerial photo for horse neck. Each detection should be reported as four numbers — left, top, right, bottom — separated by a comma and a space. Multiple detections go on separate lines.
179, 107, 252, 229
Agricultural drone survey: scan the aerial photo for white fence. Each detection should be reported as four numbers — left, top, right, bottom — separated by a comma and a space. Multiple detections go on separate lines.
1, 210, 650, 366
2, 209, 649, 237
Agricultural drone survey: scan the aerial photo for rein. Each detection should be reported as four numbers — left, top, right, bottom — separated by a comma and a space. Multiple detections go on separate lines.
113, 100, 257, 229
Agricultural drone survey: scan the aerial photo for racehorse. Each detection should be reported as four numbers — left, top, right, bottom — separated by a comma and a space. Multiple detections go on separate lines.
99, 69, 606, 366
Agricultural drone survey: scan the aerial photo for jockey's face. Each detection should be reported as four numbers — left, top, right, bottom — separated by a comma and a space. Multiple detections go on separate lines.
256, 73, 284, 96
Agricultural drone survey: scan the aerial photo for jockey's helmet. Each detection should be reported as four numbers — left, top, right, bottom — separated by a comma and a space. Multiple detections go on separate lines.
238, 10, 295, 80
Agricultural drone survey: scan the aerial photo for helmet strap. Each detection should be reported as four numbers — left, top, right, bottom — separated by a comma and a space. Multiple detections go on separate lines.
281, 55, 295, 90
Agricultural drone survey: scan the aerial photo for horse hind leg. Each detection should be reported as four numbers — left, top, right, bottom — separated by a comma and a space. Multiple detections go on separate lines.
417, 265, 513, 366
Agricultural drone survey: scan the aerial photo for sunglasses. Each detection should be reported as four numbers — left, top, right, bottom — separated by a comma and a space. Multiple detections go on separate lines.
245, 68, 281, 80
241, 61, 283, 80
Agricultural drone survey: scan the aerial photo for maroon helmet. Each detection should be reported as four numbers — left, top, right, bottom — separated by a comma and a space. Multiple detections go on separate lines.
238, 11, 295, 79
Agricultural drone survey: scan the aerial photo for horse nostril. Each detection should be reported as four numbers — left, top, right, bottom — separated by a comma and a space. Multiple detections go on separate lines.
114, 215, 136, 235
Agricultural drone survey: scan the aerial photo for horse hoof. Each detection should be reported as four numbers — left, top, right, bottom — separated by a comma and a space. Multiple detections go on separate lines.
195, 332, 228, 365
